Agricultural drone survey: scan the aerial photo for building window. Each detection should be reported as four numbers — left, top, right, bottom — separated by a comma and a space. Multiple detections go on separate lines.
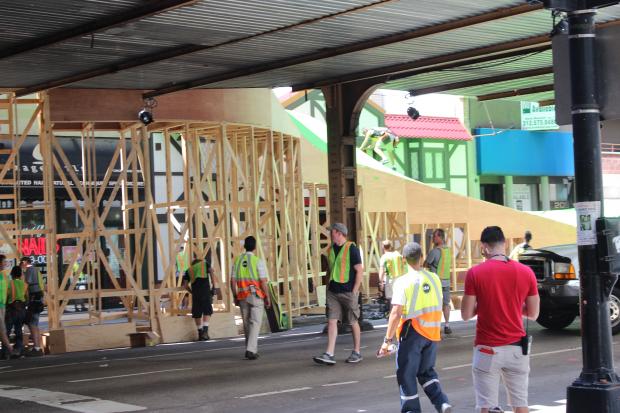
423, 150, 445, 181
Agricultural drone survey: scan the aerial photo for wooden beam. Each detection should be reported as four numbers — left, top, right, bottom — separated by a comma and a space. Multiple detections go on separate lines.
411, 66, 553, 96
143, 3, 542, 98
293, 39, 552, 90
14, 0, 398, 96
0, 0, 198, 61
476, 84, 554, 101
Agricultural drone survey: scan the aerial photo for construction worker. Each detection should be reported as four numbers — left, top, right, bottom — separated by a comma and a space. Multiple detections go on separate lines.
377, 242, 452, 413
313, 222, 364, 365
176, 245, 190, 309
0, 255, 14, 359
360, 127, 400, 168
509, 230, 533, 260
231, 236, 271, 360
183, 256, 219, 341
72, 256, 88, 312
424, 229, 453, 335
176, 245, 189, 277
21, 257, 45, 356
6, 265, 27, 358
378, 239, 406, 314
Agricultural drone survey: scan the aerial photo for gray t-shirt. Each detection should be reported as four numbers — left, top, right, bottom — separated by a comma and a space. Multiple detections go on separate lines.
24, 266, 42, 293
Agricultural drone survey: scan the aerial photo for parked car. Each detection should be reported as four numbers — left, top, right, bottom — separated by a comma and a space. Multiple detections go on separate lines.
519, 244, 620, 335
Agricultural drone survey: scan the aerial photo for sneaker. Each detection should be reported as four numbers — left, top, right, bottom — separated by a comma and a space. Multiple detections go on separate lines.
345, 351, 363, 363
489, 408, 504, 413
444, 326, 453, 335
313, 352, 336, 365
25, 348, 44, 357
441, 403, 453, 413
245, 351, 259, 360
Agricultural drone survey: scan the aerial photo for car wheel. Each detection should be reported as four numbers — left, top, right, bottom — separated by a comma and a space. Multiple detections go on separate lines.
537, 309, 577, 330
610, 289, 620, 335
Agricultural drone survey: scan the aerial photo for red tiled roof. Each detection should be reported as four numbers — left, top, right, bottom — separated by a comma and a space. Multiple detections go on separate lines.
384, 114, 471, 141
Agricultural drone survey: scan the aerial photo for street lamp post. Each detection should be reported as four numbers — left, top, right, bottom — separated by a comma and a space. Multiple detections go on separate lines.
541, 0, 620, 411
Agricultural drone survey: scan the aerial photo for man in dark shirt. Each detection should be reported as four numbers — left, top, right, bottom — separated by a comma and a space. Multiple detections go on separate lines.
313, 223, 364, 365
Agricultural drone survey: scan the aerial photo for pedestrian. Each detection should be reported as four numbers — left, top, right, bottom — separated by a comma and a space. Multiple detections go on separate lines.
461, 226, 540, 413
0, 255, 14, 359
509, 231, 533, 260
313, 222, 364, 365
378, 239, 406, 313
378, 242, 452, 413
183, 256, 219, 341
20, 257, 45, 356
424, 229, 453, 335
6, 265, 27, 358
231, 236, 271, 360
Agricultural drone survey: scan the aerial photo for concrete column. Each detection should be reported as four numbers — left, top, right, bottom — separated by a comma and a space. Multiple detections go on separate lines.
540, 176, 550, 211
322, 81, 378, 243
504, 175, 514, 208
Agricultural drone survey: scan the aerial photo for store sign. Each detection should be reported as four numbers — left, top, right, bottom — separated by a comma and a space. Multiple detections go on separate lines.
550, 200, 571, 210
520, 102, 559, 131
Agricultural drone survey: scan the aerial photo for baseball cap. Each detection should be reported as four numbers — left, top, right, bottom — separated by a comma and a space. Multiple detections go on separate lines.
328, 222, 348, 236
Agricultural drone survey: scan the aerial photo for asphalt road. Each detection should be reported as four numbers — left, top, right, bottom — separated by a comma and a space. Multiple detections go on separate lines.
0, 314, 617, 413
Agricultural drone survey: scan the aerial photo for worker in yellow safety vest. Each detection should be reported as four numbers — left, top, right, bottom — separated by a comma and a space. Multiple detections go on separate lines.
313, 222, 364, 365
0, 255, 14, 359
6, 264, 27, 358
424, 229, 453, 335
231, 236, 271, 360
377, 242, 453, 413
378, 239, 406, 312
183, 257, 219, 341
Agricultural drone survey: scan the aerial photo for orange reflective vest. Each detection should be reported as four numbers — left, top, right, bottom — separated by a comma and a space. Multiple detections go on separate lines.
233, 253, 266, 300
397, 269, 443, 342
327, 242, 354, 284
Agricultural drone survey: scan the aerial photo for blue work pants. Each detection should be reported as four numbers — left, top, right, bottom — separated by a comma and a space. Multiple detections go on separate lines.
396, 324, 449, 413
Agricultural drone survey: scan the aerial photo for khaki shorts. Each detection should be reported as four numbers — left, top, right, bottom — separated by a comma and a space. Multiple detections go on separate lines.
326, 290, 360, 325
385, 278, 394, 300
442, 285, 451, 307
472, 344, 530, 410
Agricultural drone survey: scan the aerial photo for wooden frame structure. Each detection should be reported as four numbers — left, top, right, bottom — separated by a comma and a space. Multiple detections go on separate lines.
0, 92, 315, 350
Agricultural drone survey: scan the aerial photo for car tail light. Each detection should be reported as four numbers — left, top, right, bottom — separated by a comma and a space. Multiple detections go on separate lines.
554, 263, 576, 280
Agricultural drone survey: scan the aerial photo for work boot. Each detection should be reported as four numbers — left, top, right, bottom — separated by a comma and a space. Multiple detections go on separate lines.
197, 329, 204, 341
245, 351, 259, 360
201, 326, 209, 341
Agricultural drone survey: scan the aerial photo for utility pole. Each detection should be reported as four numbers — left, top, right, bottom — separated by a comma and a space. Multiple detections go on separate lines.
541, 1, 620, 411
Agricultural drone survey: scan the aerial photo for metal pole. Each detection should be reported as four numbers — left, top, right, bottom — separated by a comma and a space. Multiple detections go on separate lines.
565, 5, 620, 412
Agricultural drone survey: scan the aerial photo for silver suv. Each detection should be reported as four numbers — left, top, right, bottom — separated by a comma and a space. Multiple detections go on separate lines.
519, 244, 620, 334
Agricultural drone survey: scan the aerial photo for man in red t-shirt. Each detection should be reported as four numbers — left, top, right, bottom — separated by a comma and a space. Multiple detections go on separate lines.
461, 226, 540, 413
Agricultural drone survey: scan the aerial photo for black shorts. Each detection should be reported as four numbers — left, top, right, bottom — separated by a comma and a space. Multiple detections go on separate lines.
191, 278, 213, 318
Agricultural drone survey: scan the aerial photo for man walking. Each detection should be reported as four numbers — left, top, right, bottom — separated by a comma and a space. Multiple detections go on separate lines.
21, 257, 45, 356
231, 236, 270, 360
461, 226, 540, 413
377, 242, 452, 413
184, 256, 219, 341
313, 222, 364, 365
424, 229, 453, 335
6, 264, 27, 358
378, 239, 405, 312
